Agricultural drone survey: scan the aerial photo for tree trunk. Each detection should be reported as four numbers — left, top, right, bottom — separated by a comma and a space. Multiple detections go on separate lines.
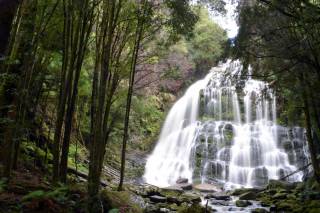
118, 0, 147, 191
301, 76, 320, 183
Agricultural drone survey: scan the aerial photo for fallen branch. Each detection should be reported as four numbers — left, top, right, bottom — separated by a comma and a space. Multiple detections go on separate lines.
280, 162, 312, 180
67, 167, 107, 187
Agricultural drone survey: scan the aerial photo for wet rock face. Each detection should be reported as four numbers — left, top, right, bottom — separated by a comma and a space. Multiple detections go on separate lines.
277, 126, 309, 170
251, 167, 268, 186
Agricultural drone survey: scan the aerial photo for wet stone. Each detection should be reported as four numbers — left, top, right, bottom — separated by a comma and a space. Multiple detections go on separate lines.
193, 183, 221, 193
149, 195, 167, 203
178, 183, 193, 190
176, 178, 188, 184
239, 191, 258, 200
235, 200, 252, 207
210, 192, 231, 200
210, 199, 230, 206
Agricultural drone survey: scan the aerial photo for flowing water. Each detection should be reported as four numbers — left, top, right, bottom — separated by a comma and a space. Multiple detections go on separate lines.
144, 61, 309, 188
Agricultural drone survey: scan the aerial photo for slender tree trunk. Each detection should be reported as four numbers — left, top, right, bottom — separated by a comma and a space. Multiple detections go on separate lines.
118, 0, 147, 191
301, 75, 320, 183
88, 1, 117, 210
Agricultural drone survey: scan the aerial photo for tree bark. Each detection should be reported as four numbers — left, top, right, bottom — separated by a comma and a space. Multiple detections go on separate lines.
118, 0, 147, 191
301, 75, 320, 183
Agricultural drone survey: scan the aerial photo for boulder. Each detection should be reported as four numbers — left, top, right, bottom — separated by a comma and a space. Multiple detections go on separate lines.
193, 183, 221, 192
180, 193, 202, 204
235, 200, 252, 207
268, 179, 297, 191
178, 183, 193, 190
149, 195, 167, 203
272, 192, 287, 200
161, 185, 183, 194
239, 191, 258, 200
176, 178, 188, 184
167, 196, 181, 205
231, 188, 262, 196
210, 192, 231, 201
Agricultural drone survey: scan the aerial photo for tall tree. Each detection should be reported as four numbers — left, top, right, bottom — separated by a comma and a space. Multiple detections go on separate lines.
53, 0, 96, 183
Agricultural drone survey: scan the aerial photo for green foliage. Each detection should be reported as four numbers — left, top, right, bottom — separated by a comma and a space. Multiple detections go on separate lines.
22, 190, 46, 202
21, 186, 69, 205
68, 143, 88, 173
186, 6, 227, 76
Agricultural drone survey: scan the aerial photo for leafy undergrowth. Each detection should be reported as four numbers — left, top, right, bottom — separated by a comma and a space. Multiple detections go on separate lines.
0, 165, 88, 213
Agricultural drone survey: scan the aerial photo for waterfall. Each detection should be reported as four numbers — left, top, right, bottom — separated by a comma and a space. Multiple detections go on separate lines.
144, 60, 309, 188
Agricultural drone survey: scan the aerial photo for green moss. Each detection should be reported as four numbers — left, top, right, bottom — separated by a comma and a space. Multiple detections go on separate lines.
100, 190, 143, 213
177, 203, 206, 213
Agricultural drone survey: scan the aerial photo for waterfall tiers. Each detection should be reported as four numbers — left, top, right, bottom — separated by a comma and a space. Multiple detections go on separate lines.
143, 60, 309, 189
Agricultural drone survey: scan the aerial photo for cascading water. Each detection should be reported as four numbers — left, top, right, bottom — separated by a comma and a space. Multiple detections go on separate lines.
144, 61, 309, 188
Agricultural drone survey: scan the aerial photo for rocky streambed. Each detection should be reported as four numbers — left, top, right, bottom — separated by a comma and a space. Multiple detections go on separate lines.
109, 177, 320, 213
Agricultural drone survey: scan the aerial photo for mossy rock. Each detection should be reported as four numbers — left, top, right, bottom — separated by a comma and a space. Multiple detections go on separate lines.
275, 199, 301, 212
179, 193, 201, 204
231, 188, 261, 196
169, 203, 180, 211
272, 192, 287, 200
100, 190, 143, 213
235, 200, 251, 207
177, 203, 206, 213
239, 191, 257, 200
267, 179, 297, 191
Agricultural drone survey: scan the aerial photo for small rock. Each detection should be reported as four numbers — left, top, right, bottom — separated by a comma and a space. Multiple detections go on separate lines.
228, 207, 238, 211
193, 183, 221, 192
239, 191, 257, 200
146, 186, 162, 197
261, 202, 270, 207
235, 200, 252, 207
176, 178, 188, 184
149, 195, 167, 203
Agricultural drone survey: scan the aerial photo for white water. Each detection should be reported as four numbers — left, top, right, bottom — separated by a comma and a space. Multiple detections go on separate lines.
144, 61, 308, 188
